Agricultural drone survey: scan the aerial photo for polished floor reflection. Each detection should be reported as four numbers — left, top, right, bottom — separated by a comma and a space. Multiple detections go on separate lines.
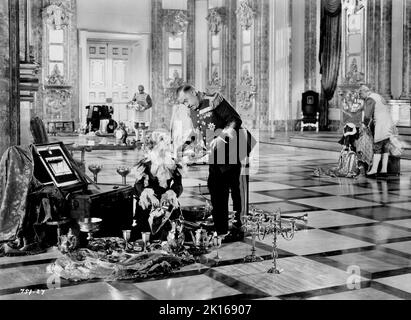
1, 143, 411, 300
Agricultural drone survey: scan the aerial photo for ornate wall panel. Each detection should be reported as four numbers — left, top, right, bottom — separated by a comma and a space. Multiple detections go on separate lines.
41, 0, 78, 127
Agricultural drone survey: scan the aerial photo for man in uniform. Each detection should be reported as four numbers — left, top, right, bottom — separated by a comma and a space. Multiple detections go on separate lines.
177, 85, 255, 242
129, 85, 153, 141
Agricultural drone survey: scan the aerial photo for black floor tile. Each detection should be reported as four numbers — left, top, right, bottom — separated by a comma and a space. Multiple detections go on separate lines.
340, 206, 411, 221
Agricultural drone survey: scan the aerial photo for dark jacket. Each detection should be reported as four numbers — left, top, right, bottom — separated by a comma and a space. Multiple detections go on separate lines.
189, 92, 256, 172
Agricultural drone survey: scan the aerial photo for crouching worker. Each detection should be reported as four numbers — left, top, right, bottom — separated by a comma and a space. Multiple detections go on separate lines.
131, 131, 184, 241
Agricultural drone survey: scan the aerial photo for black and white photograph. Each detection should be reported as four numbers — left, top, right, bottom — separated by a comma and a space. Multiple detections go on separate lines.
1, 0, 411, 308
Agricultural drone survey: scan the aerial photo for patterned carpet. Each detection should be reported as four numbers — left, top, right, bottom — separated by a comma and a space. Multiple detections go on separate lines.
1, 143, 411, 300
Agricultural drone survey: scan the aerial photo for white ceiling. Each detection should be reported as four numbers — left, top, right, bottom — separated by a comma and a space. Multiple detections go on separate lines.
77, 0, 151, 34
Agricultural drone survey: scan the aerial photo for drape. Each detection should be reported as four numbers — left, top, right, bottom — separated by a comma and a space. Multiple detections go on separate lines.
0, 146, 34, 242
319, 0, 342, 130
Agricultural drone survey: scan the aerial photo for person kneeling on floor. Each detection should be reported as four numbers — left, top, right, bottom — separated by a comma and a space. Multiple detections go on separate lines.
131, 130, 184, 241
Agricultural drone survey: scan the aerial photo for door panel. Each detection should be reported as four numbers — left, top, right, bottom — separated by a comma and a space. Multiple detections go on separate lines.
109, 44, 131, 123
87, 42, 133, 125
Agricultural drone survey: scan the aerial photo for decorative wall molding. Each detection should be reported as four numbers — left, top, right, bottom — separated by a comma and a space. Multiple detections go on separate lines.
162, 9, 189, 36
236, 0, 256, 30
343, 57, 365, 84
43, 2, 72, 30
342, 0, 366, 15
165, 72, 185, 105
44, 87, 72, 120
236, 69, 256, 111
46, 63, 67, 85
206, 7, 227, 35
209, 68, 222, 88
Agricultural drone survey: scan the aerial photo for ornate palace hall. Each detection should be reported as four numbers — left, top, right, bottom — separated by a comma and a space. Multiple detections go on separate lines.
1, 0, 411, 303
1, 142, 411, 300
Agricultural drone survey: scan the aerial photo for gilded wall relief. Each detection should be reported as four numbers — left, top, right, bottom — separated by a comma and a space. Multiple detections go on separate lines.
236, 0, 256, 31
236, 69, 256, 128
206, 7, 227, 36
162, 10, 189, 37
43, 1, 71, 30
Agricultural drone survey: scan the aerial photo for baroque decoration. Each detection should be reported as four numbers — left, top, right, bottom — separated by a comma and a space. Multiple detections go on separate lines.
45, 88, 72, 119
344, 58, 364, 84
43, 2, 72, 30
236, 69, 256, 110
236, 0, 256, 30
162, 10, 189, 37
208, 69, 222, 88
206, 7, 227, 35
165, 70, 185, 105
46, 64, 67, 86
342, 0, 366, 14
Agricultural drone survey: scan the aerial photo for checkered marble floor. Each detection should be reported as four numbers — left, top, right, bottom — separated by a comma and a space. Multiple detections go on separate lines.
2, 143, 411, 300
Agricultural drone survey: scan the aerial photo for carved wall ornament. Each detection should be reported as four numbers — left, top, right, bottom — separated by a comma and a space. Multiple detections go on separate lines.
163, 10, 189, 36
209, 69, 222, 87
46, 64, 67, 86
236, 0, 256, 30
236, 69, 257, 110
206, 7, 227, 35
45, 88, 72, 119
165, 70, 185, 105
344, 58, 365, 84
342, 0, 366, 15
43, 2, 72, 30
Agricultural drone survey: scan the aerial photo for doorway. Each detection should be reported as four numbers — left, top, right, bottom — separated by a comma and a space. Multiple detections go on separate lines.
87, 41, 133, 124
79, 31, 151, 130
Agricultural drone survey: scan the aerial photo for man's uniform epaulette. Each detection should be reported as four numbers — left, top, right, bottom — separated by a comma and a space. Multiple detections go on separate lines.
198, 92, 224, 115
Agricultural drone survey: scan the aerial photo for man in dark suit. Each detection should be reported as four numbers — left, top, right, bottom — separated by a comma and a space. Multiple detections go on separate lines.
177, 85, 256, 242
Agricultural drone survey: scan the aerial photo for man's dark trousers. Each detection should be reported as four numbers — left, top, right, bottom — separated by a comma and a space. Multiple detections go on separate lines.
208, 163, 246, 235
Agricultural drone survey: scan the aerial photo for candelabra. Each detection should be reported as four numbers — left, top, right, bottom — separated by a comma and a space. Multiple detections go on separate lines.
260, 209, 308, 274
117, 166, 131, 185
242, 207, 266, 262
88, 164, 103, 183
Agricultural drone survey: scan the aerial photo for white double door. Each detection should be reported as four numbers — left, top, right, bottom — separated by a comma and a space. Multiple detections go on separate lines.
87, 41, 135, 125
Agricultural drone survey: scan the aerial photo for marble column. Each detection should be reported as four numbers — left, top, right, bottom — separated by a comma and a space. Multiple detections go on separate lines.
401, 0, 411, 99
366, 0, 377, 90
226, 0, 237, 104
304, 0, 318, 91
378, 0, 392, 99
187, 0, 196, 85
151, 0, 165, 128
254, 0, 270, 129
68, 0, 79, 127
0, 0, 20, 157
31, 0, 44, 119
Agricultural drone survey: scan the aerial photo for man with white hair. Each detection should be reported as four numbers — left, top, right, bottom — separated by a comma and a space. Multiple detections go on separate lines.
177, 85, 256, 243
359, 85, 394, 176
131, 130, 184, 241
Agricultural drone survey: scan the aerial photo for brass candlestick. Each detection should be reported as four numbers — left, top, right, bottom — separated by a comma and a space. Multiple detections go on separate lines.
88, 164, 103, 183
117, 166, 131, 185
242, 207, 266, 263
259, 209, 308, 274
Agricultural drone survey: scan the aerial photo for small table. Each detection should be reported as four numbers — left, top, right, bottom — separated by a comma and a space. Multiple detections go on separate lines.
66, 144, 136, 167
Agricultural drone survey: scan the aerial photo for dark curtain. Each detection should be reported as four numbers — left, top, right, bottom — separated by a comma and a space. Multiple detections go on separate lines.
319, 0, 342, 130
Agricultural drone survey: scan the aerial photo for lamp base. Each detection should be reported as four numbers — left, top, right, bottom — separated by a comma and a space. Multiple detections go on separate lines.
244, 254, 264, 263
267, 267, 283, 274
